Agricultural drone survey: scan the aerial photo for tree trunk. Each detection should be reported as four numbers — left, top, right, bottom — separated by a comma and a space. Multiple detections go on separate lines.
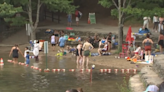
28, 0, 41, 41
31, 28, 36, 41
118, 0, 123, 50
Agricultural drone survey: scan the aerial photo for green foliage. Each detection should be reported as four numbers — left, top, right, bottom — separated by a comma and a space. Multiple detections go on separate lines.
4, 16, 27, 26
98, 0, 112, 8
0, 0, 77, 26
44, 0, 78, 13
99, 0, 164, 19
0, 2, 25, 26
0, 2, 23, 17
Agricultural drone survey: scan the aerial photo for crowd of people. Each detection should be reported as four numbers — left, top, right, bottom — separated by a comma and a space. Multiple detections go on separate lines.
143, 14, 164, 33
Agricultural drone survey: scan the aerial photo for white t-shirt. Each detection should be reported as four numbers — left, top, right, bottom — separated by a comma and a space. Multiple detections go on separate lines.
24, 50, 30, 57
134, 47, 141, 53
51, 35, 55, 44
153, 16, 158, 23
33, 43, 40, 56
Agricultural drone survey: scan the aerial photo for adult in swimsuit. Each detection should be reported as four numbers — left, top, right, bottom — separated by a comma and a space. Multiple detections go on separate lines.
9, 44, 23, 63
158, 31, 164, 53
76, 43, 83, 68
82, 38, 94, 68
54, 30, 59, 44
142, 34, 153, 56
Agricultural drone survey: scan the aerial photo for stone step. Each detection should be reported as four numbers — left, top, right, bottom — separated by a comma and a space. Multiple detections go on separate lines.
129, 74, 145, 92
140, 66, 163, 87
153, 55, 164, 80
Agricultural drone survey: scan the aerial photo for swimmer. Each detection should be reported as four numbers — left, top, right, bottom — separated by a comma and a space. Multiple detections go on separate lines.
9, 44, 23, 63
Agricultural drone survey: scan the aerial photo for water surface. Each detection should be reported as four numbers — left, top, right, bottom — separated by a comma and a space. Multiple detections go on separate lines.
0, 54, 132, 92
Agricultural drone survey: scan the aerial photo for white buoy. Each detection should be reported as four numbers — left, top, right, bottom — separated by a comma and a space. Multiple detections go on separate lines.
115, 69, 118, 73
69, 69, 75, 72
126, 69, 130, 73
121, 69, 125, 73
107, 69, 111, 73
100, 69, 103, 73
103, 69, 107, 72
62, 69, 65, 72
92, 65, 95, 69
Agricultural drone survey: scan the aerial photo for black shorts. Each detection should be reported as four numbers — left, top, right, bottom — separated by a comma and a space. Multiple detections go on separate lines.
60, 46, 65, 48
51, 44, 56, 46
54, 34, 59, 37
13, 55, 18, 58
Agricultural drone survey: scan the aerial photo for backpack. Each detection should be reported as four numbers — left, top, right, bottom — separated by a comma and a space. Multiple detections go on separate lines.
78, 11, 82, 18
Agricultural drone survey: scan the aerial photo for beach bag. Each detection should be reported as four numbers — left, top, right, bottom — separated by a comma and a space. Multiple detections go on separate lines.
78, 11, 82, 18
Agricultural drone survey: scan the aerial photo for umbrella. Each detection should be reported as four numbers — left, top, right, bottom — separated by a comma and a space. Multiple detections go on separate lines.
126, 26, 134, 43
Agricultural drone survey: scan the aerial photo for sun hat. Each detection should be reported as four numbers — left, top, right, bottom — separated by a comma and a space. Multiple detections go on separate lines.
144, 85, 159, 92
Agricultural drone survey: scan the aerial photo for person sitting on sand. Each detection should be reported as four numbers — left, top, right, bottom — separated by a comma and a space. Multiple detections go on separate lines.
131, 44, 141, 60
99, 36, 107, 48
98, 42, 108, 56
75, 36, 81, 42
127, 43, 135, 58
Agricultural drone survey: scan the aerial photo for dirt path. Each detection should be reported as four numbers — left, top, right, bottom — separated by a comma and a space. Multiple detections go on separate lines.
0, 29, 28, 45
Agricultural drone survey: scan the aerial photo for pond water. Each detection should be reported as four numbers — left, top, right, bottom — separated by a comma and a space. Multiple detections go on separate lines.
0, 54, 134, 92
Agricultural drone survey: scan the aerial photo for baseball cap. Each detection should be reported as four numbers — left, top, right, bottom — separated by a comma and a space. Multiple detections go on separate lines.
144, 85, 159, 92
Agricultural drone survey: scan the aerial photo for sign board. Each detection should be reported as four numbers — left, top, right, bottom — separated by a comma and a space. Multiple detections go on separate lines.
89, 13, 96, 24
44, 41, 48, 53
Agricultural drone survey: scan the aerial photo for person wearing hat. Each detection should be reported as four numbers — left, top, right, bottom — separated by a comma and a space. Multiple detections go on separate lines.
144, 85, 159, 92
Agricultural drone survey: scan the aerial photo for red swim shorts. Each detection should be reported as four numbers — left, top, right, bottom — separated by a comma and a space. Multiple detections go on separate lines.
145, 46, 151, 51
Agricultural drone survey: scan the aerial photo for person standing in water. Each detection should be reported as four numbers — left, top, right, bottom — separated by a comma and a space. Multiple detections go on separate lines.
50, 34, 56, 51
82, 38, 94, 68
9, 44, 23, 63
24, 47, 29, 63
25, 52, 30, 65
76, 43, 83, 68
33, 40, 40, 61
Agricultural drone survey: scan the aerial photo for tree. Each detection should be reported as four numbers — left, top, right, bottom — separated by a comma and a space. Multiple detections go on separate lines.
0, 0, 77, 41
99, 0, 164, 50
99, 0, 132, 50
17, 0, 77, 41
0, 2, 26, 26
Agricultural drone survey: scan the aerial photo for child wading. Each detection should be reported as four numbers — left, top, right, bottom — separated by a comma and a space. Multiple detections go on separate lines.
26, 52, 30, 65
